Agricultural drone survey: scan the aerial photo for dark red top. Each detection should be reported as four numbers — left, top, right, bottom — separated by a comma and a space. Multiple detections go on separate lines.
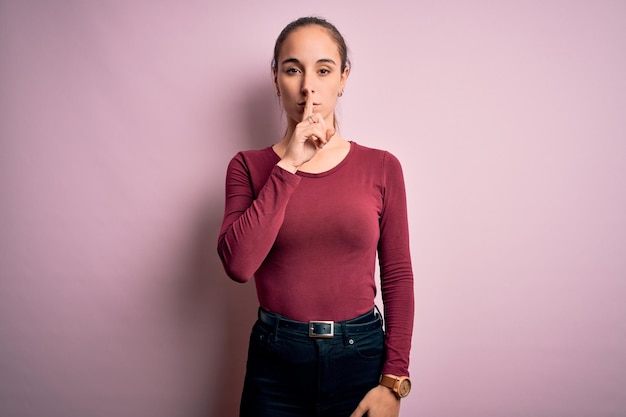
218, 141, 414, 376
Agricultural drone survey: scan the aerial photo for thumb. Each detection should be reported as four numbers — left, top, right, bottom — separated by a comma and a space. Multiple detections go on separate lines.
349, 403, 367, 417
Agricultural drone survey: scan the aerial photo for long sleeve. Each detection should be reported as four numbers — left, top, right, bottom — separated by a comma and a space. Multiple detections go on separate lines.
217, 152, 300, 282
378, 152, 415, 376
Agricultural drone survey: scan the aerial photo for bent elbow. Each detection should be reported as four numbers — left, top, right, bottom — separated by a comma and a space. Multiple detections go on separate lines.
217, 244, 254, 283
224, 264, 253, 283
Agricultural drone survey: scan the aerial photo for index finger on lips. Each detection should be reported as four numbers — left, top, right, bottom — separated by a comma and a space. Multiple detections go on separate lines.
302, 95, 314, 122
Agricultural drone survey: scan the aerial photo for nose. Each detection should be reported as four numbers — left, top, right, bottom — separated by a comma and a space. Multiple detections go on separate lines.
301, 72, 315, 96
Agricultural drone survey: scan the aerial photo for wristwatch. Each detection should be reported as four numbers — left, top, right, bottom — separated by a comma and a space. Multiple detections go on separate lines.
380, 374, 411, 398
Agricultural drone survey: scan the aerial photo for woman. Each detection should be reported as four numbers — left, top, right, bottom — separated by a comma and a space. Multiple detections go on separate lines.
218, 16, 414, 417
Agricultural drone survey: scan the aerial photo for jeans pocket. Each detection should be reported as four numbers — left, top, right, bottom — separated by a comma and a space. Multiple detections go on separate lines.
349, 328, 385, 359
249, 320, 278, 355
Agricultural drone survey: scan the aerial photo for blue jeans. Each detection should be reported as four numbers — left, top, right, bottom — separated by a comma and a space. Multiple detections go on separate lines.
240, 308, 385, 417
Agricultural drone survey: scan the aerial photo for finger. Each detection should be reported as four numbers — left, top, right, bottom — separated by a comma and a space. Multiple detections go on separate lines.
310, 126, 329, 147
302, 95, 314, 122
325, 128, 335, 141
311, 134, 324, 149
349, 404, 366, 417
309, 122, 332, 147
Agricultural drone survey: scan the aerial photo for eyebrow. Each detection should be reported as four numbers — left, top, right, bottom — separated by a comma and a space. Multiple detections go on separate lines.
281, 58, 337, 66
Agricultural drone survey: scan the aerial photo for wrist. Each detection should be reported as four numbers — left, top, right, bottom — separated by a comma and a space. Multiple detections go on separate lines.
276, 159, 299, 174
379, 374, 412, 399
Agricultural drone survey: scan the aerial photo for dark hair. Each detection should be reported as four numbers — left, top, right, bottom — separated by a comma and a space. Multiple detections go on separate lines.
272, 16, 350, 72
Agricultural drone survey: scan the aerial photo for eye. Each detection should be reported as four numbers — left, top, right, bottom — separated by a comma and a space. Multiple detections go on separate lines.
318, 68, 331, 75
285, 67, 300, 75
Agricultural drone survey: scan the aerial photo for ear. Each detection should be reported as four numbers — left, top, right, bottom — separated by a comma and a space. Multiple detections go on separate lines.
272, 68, 279, 90
339, 66, 350, 91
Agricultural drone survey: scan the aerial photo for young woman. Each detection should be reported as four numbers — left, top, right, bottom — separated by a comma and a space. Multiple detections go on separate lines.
218, 17, 414, 417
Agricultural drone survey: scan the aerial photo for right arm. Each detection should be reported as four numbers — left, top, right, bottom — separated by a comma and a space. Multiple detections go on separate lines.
217, 96, 333, 282
217, 157, 300, 283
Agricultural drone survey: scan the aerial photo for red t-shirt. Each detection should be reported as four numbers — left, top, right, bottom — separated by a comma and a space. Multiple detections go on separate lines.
218, 141, 414, 376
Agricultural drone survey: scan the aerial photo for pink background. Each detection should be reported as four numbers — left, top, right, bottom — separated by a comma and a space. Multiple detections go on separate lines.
1, 1, 625, 416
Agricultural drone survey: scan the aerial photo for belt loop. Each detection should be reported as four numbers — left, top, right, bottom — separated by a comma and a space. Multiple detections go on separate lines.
272, 312, 280, 342
374, 305, 383, 329
341, 322, 351, 346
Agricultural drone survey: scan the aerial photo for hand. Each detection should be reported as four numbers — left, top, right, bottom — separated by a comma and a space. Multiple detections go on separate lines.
350, 385, 401, 417
277, 95, 335, 172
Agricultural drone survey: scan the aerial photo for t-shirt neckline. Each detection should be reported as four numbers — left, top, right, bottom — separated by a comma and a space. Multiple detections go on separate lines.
270, 141, 355, 178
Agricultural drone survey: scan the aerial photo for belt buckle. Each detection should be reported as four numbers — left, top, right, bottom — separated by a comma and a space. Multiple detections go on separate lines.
308, 320, 334, 338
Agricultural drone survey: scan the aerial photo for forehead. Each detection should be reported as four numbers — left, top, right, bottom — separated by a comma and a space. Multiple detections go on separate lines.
279, 25, 340, 62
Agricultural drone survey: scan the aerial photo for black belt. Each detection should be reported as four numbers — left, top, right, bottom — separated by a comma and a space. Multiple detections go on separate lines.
258, 307, 382, 339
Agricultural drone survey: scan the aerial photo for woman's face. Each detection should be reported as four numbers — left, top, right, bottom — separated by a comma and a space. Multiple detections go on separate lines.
274, 25, 349, 126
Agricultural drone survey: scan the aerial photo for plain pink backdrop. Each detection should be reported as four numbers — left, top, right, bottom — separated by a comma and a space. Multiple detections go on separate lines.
1, 1, 625, 416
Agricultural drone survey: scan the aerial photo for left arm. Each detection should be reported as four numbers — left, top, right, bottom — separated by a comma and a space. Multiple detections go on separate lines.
352, 152, 415, 417
378, 152, 414, 378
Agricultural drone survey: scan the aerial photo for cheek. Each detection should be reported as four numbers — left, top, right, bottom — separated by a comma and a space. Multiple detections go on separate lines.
278, 74, 298, 89
278, 81, 300, 104
279, 92, 301, 121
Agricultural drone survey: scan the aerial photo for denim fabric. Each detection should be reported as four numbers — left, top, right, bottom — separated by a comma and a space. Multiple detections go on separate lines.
240, 310, 385, 417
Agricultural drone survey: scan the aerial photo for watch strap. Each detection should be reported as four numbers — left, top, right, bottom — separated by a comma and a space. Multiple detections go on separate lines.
380, 374, 399, 390
380, 374, 411, 398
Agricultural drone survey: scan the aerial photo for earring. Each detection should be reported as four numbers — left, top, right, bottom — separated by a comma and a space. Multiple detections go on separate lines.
338, 90, 344, 97
276, 90, 281, 96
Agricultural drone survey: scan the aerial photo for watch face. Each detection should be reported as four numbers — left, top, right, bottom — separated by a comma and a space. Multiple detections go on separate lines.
398, 379, 411, 398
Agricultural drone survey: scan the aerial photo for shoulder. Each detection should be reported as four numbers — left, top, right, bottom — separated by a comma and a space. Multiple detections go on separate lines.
231, 146, 276, 164
228, 146, 277, 171
351, 142, 404, 172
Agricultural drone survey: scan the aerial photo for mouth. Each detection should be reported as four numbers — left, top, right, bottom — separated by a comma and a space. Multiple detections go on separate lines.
297, 102, 320, 106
